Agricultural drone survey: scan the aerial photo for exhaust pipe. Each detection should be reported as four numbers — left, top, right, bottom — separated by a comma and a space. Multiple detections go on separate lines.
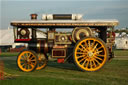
30, 14, 38, 20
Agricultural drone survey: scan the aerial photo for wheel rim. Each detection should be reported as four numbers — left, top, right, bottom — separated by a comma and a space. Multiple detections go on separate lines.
17, 51, 37, 72
36, 54, 47, 70
74, 37, 108, 71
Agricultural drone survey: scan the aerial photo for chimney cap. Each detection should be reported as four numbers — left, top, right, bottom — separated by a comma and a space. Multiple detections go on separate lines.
30, 14, 38, 20
30, 13, 38, 16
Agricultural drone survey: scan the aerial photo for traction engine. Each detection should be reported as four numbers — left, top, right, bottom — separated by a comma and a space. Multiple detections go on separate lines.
11, 14, 119, 72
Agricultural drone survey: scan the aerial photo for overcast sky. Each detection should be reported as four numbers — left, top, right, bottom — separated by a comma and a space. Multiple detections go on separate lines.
1, 0, 128, 29
1, 0, 127, 1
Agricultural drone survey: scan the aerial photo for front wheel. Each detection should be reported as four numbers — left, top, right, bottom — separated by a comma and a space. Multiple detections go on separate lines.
17, 50, 38, 72
73, 37, 108, 71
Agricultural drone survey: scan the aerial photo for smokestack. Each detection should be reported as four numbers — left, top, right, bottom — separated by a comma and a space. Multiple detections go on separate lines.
30, 14, 38, 20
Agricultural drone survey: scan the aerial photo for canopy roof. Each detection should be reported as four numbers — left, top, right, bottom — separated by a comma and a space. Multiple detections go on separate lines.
11, 19, 119, 28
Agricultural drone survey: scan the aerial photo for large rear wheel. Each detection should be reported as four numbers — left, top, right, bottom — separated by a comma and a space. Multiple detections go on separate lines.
17, 50, 38, 72
73, 37, 108, 71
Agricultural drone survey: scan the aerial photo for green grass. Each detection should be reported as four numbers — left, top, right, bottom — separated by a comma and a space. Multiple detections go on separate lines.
114, 50, 128, 56
0, 52, 19, 57
0, 60, 128, 85
0, 50, 128, 85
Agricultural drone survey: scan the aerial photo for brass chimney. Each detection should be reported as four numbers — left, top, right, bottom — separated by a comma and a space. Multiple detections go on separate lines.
30, 14, 38, 20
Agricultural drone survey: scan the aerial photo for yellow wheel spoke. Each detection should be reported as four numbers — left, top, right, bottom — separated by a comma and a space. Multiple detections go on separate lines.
30, 62, 35, 65
92, 60, 97, 68
79, 57, 87, 63
21, 63, 25, 67
84, 48, 88, 52
97, 46, 103, 50
88, 40, 91, 50
80, 44, 86, 49
28, 64, 30, 69
94, 56, 103, 61
30, 56, 35, 60
76, 52, 87, 55
94, 50, 103, 54
30, 59, 36, 61
20, 57, 25, 60
20, 57, 25, 61
30, 64, 34, 68
92, 43, 98, 52
27, 53, 31, 60
94, 58, 100, 65
84, 41, 88, 48
23, 55, 27, 60
97, 54, 105, 57
85, 60, 89, 68
79, 57, 85, 63
20, 61, 25, 63
77, 48, 85, 52
90, 60, 93, 69
77, 55, 86, 59
91, 40, 95, 49
27, 53, 30, 57
79, 43, 88, 52
82, 59, 87, 66
24, 64, 27, 69
78, 46, 88, 52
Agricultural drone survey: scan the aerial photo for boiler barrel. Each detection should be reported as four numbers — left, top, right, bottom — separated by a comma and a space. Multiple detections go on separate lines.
28, 40, 48, 54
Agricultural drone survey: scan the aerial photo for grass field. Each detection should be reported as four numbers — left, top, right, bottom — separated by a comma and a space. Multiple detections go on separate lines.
0, 52, 19, 57
114, 50, 128, 56
0, 59, 128, 85
0, 50, 128, 85
0, 60, 128, 85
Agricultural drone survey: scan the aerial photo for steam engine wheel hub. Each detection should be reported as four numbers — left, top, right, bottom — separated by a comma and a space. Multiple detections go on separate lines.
88, 51, 93, 58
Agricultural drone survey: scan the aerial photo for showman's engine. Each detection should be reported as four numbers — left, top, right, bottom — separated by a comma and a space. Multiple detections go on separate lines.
11, 13, 119, 72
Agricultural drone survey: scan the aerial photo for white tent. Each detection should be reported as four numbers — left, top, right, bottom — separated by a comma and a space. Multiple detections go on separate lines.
0, 29, 14, 46
115, 36, 128, 49
0, 29, 46, 48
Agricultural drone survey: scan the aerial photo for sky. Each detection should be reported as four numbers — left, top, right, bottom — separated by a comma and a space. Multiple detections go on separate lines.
1, 0, 128, 29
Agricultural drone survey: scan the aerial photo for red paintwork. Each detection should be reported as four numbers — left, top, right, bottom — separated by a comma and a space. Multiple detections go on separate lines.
15, 39, 31, 41
57, 58, 65, 63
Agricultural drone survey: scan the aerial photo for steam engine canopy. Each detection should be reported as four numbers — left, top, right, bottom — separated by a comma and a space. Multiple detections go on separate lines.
42, 14, 83, 20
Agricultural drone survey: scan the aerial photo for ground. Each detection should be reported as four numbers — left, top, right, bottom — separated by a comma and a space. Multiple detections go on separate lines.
0, 50, 128, 85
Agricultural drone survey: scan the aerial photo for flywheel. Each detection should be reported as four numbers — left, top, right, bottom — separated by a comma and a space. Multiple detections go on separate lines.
72, 27, 92, 43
